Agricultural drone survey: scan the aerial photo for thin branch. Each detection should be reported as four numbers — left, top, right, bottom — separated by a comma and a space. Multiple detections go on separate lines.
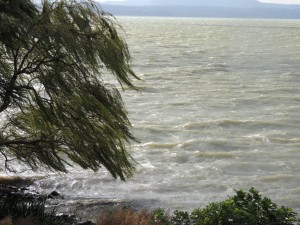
0, 138, 53, 147
17, 38, 42, 73
0, 48, 22, 112
0, 150, 16, 173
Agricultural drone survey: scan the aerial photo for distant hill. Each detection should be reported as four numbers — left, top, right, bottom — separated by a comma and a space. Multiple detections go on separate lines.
100, 4, 300, 19
100, 0, 300, 8
102, 0, 262, 8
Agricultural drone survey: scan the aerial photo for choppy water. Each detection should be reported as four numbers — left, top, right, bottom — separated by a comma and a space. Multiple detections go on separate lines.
2, 17, 300, 217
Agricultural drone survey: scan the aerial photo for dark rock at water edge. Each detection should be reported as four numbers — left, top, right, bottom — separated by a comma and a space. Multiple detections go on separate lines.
0, 184, 45, 202
56, 213, 95, 225
76, 221, 95, 225
0, 184, 96, 225
48, 190, 64, 199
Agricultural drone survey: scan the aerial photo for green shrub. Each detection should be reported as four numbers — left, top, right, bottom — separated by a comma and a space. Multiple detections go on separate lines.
191, 187, 300, 225
171, 210, 191, 225
153, 188, 299, 225
152, 208, 170, 225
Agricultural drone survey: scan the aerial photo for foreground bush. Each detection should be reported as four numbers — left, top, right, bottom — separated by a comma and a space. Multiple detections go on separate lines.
97, 188, 300, 225
188, 187, 299, 225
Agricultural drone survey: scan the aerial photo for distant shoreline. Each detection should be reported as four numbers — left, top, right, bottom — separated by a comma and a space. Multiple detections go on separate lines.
101, 5, 300, 20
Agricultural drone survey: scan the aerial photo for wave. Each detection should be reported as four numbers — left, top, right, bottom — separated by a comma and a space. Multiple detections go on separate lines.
194, 151, 235, 159
141, 142, 181, 148
259, 174, 294, 182
140, 139, 198, 149
181, 119, 285, 130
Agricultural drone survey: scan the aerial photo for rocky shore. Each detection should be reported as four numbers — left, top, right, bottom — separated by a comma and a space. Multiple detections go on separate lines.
0, 182, 95, 225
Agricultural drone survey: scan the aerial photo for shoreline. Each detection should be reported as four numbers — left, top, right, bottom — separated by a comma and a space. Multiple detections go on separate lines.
0, 176, 137, 221
0, 179, 98, 224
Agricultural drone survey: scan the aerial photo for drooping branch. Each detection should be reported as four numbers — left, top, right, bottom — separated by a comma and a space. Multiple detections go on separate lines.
0, 138, 53, 147
0, 0, 138, 180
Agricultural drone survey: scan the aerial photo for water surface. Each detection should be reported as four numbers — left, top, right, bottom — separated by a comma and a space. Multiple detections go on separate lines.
2, 17, 300, 217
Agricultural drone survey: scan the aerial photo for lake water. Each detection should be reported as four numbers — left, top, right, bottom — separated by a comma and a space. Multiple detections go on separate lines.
2, 17, 300, 218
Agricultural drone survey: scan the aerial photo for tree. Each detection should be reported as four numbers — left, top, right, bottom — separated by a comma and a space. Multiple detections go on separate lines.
0, 0, 139, 180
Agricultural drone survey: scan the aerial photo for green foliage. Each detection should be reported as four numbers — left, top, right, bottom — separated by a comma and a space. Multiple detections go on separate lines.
0, 0, 138, 179
171, 210, 191, 225
152, 188, 299, 225
190, 187, 299, 225
152, 208, 170, 225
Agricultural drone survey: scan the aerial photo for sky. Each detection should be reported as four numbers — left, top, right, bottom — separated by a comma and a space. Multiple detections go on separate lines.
98, 0, 300, 5
259, 0, 300, 3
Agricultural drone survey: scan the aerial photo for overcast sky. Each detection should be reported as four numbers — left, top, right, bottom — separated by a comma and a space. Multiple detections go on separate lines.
98, 0, 300, 4
259, 0, 300, 3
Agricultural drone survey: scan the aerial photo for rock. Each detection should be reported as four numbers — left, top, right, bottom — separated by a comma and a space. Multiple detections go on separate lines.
56, 213, 77, 224
55, 213, 96, 225
76, 221, 95, 225
50, 190, 60, 197
0, 184, 96, 225
48, 190, 63, 199
0, 184, 45, 202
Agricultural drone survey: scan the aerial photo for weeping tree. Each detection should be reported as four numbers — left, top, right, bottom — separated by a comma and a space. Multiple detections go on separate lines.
0, 0, 139, 180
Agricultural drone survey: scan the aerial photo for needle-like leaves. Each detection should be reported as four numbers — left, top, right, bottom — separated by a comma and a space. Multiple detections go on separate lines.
0, 0, 138, 180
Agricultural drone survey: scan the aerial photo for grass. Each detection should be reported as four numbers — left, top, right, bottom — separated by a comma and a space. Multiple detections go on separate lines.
96, 208, 156, 225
